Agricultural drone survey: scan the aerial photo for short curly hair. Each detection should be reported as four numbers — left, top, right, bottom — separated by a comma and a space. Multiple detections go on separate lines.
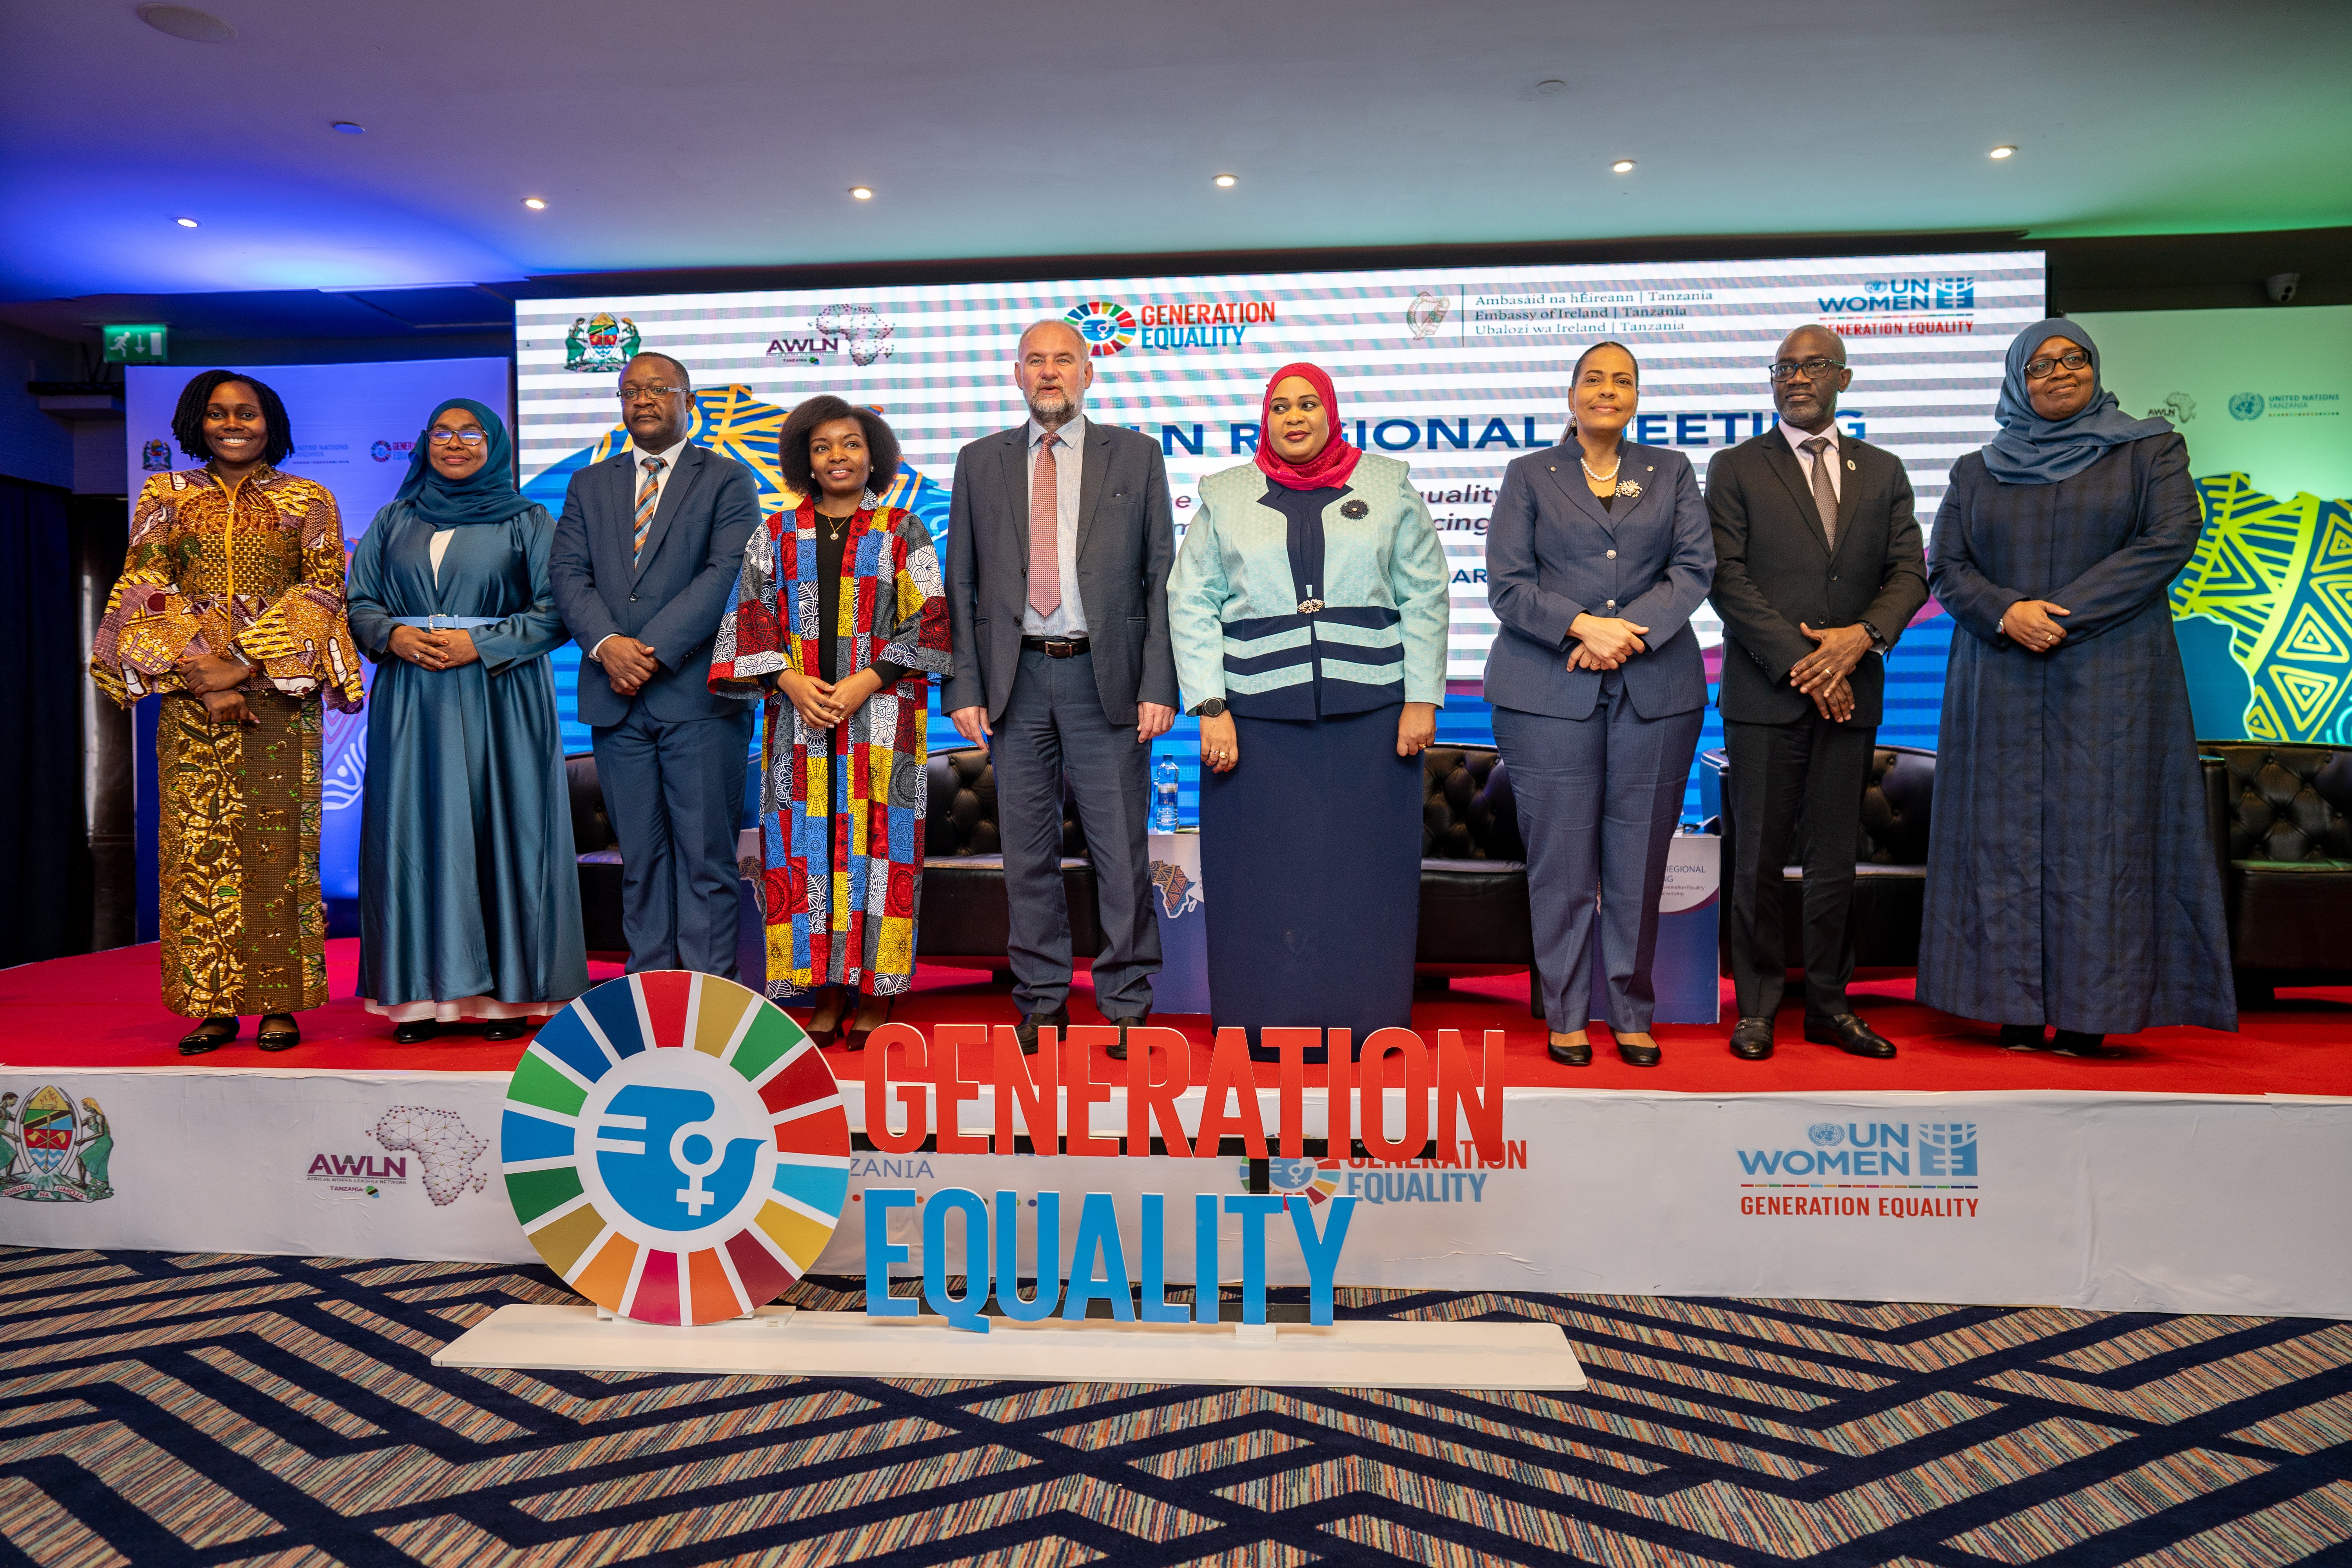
172, 370, 294, 466
777, 396, 901, 500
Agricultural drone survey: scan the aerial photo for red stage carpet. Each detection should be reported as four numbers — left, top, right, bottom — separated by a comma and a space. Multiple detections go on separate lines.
5, 940, 2347, 1096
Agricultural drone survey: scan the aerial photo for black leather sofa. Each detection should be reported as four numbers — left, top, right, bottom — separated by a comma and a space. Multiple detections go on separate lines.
2202, 742, 2352, 1003
1701, 743, 1937, 972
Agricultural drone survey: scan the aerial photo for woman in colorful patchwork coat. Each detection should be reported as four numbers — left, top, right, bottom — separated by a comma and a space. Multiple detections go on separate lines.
91, 370, 365, 1054
710, 396, 951, 1047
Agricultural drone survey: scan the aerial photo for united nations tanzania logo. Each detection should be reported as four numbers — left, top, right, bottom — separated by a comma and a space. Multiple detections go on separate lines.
2, 1086, 114, 1203
140, 438, 172, 472
1065, 300, 1136, 357
1806, 1123, 1844, 1147
1406, 289, 1449, 340
501, 971, 849, 1325
2229, 392, 2266, 422
566, 312, 642, 374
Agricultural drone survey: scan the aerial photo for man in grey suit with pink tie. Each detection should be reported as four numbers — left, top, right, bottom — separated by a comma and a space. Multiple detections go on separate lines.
944, 319, 1178, 1056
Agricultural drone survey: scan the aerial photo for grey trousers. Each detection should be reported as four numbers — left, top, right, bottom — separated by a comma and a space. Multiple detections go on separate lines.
591, 704, 755, 980
992, 646, 1159, 1017
1494, 677, 1702, 1033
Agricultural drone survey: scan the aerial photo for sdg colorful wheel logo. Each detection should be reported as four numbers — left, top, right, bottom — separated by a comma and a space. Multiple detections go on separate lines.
499, 971, 849, 1325
1064, 301, 1136, 357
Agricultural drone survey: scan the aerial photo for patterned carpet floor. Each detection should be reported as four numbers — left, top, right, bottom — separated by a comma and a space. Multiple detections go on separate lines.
3, 1247, 2350, 1567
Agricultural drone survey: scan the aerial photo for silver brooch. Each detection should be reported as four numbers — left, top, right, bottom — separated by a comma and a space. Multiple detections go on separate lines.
1615, 480, 1642, 498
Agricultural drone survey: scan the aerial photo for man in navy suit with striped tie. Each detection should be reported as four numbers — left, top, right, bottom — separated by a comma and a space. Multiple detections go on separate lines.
550, 352, 761, 978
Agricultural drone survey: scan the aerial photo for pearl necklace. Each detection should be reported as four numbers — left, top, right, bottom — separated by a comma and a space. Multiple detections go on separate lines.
1580, 452, 1621, 484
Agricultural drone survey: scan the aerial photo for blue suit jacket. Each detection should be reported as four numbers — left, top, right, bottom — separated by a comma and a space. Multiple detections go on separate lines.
1481, 441, 1715, 720
549, 443, 761, 727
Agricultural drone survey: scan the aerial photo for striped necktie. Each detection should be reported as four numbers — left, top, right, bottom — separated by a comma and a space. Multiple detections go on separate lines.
633, 456, 666, 564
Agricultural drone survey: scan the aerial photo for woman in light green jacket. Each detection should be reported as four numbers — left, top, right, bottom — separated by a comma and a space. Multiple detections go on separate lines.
1168, 362, 1450, 1056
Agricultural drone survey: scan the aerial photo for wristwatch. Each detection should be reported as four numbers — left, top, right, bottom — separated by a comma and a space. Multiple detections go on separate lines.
1860, 619, 1887, 652
1189, 699, 1227, 718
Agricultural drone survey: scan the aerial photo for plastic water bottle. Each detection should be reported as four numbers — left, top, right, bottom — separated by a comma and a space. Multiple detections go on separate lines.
1152, 753, 1180, 833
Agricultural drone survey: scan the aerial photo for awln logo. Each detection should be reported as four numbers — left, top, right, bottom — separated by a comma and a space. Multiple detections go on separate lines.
1735, 1120, 1982, 1220
308, 1152, 407, 1184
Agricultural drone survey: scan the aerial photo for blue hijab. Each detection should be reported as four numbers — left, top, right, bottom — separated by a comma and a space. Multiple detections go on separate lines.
392, 398, 530, 524
1982, 318, 2171, 486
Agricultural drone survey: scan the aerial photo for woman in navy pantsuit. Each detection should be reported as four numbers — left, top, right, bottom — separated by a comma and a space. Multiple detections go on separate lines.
1485, 342, 1715, 1067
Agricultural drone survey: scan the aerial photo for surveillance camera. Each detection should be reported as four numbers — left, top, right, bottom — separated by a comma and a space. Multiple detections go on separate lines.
2265, 272, 2300, 304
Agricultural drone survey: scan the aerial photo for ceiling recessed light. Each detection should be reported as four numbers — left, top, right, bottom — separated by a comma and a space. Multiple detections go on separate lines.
136, 4, 235, 43
1535, 78, 1566, 95
521, 197, 546, 210
174, 216, 199, 228
1989, 144, 2017, 159
1213, 173, 1238, 188
331, 120, 364, 134
848, 186, 874, 201
1610, 158, 1637, 174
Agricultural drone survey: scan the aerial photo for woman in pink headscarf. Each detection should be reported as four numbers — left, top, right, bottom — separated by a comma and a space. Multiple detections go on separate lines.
1167, 363, 1451, 1055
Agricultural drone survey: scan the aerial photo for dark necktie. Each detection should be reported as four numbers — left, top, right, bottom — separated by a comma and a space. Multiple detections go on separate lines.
1801, 437, 1837, 549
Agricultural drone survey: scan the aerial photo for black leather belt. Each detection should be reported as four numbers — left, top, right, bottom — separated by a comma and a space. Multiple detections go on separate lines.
1021, 635, 1091, 658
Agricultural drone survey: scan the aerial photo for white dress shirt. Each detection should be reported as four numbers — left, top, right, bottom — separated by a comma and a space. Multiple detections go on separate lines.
1020, 412, 1088, 639
590, 437, 688, 663
1779, 417, 1841, 501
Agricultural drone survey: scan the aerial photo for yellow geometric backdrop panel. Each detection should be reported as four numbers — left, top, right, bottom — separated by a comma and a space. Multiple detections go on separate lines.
2172, 474, 2352, 744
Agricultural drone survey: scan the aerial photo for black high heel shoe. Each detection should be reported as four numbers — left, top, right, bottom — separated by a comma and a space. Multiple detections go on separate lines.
178, 1016, 238, 1056
803, 988, 848, 1050
844, 993, 895, 1053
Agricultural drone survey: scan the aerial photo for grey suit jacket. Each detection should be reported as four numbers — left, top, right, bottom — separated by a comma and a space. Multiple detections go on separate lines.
1704, 431, 1927, 726
942, 419, 1178, 726
548, 442, 761, 727
1481, 442, 1715, 722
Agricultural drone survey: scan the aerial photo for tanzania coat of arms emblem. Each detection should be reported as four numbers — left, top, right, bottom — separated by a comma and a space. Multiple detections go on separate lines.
566, 312, 642, 373
2, 1085, 114, 1202
140, 438, 173, 472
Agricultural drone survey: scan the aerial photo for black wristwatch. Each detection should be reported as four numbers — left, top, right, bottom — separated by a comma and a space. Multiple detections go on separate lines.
1860, 619, 1887, 651
1189, 699, 1227, 718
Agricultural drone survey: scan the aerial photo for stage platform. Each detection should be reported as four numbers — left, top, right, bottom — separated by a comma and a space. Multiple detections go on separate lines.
5, 942, 2350, 1321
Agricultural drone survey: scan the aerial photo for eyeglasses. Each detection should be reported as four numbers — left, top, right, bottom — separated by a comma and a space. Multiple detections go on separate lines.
2024, 350, 2091, 379
1768, 357, 1846, 383
617, 383, 683, 403
428, 430, 487, 446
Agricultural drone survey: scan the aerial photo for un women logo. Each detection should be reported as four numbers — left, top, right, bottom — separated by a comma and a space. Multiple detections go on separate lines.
500, 972, 849, 1325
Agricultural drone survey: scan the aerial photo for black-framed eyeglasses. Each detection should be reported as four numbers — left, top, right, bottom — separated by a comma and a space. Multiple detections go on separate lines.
2024, 350, 2091, 379
1768, 357, 1846, 383
617, 383, 684, 402
427, 429, 487, 446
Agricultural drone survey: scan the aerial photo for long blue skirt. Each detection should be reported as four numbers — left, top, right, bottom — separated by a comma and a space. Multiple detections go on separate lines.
1199, 705, 1421, 1050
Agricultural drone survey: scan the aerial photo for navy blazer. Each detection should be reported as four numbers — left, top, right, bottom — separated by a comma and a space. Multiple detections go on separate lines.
548, 442, 761, 727
1481, 441, 1715, 721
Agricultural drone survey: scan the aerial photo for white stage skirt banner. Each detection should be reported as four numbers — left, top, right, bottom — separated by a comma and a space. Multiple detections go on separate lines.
4, 1068, 2348, 1319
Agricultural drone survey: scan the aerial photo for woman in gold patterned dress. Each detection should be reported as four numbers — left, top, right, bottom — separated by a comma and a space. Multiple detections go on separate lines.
91, 372, 364, 1055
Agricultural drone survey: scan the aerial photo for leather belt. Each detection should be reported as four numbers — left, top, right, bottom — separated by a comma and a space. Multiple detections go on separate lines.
1021, 635, 1091, 658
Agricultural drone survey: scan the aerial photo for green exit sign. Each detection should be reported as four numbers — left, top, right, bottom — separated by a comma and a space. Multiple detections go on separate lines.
102, 324, 168, 364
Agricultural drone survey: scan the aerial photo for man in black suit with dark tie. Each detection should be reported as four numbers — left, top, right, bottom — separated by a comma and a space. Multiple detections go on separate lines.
1705, 325, 1929, 1061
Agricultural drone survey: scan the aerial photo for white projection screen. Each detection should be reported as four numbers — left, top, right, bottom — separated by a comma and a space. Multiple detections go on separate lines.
514, 251, 2042, 720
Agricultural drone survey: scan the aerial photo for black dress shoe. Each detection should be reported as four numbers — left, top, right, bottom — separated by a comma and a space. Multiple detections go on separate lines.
1615, 1036, 1661, 1067
1998, 1023, 2049, 1052
178, 1016, 238, 1056
394, 1020, 439, 1045
1804, 1012, 1896, 1059
2051, 1030, 2122, 1058
844, 994, 895, 1053
483, 1019, 533, 1042
1103, 1014, 1149, 1060
1729, 1016, 1775, 1061
1547, 1037, 1592, 1067
256, 1016, 301, 1052
1014, 1007, 1070, 1056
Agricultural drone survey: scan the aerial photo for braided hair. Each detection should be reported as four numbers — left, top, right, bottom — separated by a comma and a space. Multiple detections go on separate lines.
171, 370, 294, 466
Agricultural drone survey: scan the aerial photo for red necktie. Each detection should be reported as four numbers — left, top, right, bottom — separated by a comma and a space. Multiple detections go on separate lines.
1028, 431, 1061, 617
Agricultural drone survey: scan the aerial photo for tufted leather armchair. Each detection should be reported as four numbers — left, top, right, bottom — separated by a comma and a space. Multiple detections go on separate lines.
2202, 742, 2352, 1002
1703, 744, 1938, 973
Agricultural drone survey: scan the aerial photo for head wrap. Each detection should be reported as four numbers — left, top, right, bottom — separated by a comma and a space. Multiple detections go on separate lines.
392, 398, 530, 524
1254, 363, 1362, 491
1982, 319, 2171, 486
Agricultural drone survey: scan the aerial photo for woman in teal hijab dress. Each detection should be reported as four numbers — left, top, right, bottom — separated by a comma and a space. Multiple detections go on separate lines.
348, 399, 588, 1042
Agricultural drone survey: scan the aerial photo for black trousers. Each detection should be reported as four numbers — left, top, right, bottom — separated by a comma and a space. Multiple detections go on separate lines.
1723, 714, 1876, 1022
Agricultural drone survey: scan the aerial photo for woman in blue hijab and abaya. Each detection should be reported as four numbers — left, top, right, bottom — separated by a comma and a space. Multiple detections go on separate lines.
347, 399, 588, 1042
1918, 319, 2234, 1056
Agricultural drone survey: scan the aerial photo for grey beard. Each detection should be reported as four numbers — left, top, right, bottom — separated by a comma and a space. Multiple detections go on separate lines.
1026, 388, 1081, 428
